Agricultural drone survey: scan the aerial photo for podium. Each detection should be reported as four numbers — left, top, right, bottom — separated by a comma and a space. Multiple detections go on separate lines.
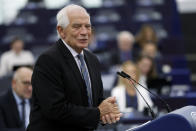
127, 106, 196, 131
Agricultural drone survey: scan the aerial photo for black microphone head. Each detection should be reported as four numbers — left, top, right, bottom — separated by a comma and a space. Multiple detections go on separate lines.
121, 71, 131, 78
117, 71, 121, 76
117, 71, 127, 78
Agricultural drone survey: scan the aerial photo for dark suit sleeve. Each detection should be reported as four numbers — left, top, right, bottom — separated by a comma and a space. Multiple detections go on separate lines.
32, 54, 100, 129
0, 106, 6, 128
94, 56, 105, 104
0, 103, 25, 131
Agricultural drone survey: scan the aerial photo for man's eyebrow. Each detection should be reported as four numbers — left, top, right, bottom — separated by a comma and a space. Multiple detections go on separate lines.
72, 23, 81, 25
72, 24, 81, 27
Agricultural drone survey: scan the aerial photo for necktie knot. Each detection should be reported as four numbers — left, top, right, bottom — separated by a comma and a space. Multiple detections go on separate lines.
77, 54, 82, 58
21, 99, 26, 105
77, 54, 84, 62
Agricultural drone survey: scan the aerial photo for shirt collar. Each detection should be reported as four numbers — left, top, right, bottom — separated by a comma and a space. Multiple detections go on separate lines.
12, 89, 28, 105
61, 39, 84, 57
12, 89, 23, 105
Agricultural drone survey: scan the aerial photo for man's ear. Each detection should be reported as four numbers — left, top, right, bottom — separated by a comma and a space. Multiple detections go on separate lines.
12, 79, 16, 89
57, 26, 65, 39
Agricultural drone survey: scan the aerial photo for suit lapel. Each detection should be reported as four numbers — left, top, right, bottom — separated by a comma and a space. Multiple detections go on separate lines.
7, 90, 22, 127
56, 40, 90, 106
57, 39, 84, 86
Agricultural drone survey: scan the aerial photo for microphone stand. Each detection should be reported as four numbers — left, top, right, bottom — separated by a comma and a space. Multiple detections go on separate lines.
117, 72, 155, 119
128, 78, 156, 119
121, 71, 171, 113
120, 71, 172, 113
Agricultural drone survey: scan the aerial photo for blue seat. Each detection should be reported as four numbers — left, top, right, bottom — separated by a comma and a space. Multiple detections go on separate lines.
171, 56, 187, 68
169, 68, 191, 85
0, 75, 12, 96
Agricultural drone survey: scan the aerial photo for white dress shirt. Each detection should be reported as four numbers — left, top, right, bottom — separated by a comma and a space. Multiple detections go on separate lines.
61, 39, 92, 88
0, 50, 34, 77
137, 75, 154, 111
12, 90, 30, 128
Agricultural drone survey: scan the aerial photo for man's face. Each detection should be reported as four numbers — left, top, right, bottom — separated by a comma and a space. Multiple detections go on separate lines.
118, 34, 133, 52
61, 10, 92, 53
12, 69, 33, 99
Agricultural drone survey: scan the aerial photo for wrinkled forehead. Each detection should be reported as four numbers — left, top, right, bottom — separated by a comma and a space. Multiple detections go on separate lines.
15, 69, 33, 81
67, 6, 90, 23
20, 73, 32, 81
66, 5, 88, 14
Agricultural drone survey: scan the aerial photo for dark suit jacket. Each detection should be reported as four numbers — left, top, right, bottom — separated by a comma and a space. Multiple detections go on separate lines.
0, 89, 25, 131
27, 39, 104, 131
110, 47, 140, 66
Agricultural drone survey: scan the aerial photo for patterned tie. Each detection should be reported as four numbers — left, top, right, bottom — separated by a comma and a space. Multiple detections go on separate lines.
77, 54, 93, 106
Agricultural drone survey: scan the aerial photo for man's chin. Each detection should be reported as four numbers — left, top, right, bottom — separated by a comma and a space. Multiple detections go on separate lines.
24, 95, 32, 99
79, 43, 88, 49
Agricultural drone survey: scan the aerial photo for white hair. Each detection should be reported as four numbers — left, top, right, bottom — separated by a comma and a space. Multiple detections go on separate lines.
13, 67, 32, 81
56, 6, 69, 37
56, 6, 69, 29
117, 31, 135, 43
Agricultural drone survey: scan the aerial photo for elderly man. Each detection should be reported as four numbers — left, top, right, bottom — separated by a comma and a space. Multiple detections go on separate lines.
27, 4, 121, 131
109, 31, 137, 69
0, 67, 33, 131
116, 31, 137, 62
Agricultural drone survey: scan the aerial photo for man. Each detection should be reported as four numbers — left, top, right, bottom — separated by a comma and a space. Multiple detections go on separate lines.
0, 67, 33, 131
110, 31, 138, 66
0, 37, 34, 77
117, 31, 137, 62
27, 4, 121, 131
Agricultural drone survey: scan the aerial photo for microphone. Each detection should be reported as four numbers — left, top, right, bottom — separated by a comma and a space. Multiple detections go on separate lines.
118, 71, 171, 113
117, 71, 156, 119
117, 72, 129, 79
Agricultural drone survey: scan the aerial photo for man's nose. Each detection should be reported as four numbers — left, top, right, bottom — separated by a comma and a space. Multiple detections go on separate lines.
28, 85, 32, 91
80, 26, 88, 35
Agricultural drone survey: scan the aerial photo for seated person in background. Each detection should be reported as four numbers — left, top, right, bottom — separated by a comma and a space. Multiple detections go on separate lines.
136, 55, 157, 85
134, 24, 158, 56
111, 31, 137, 65
141, 42, 163, 75
94, 31, 136, 73
111, 61, 153, 113
141, 42, 158, 58
136, 55, 165, 96
0, 67, 33, 131
0, 37, 34, 77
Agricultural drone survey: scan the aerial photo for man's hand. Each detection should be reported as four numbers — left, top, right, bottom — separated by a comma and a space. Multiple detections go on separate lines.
98, 97, 122, 124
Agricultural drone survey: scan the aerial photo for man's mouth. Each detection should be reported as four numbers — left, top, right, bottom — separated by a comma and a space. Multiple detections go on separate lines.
78, 39, 88, 43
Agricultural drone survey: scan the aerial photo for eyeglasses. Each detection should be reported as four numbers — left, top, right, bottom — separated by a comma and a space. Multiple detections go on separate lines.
21, 81, 31, 86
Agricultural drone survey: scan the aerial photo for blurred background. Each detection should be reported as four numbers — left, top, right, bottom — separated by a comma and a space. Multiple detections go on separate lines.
0, 0, 196, 130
